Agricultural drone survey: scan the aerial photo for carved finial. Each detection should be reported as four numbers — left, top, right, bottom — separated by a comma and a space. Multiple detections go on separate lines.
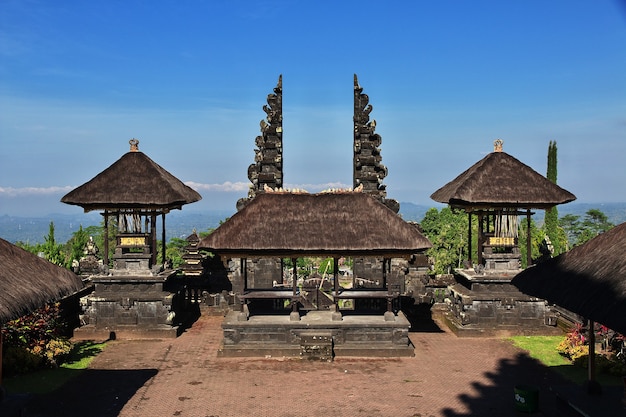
129, 138, 139, 152
277, 74, 282, 89
494, 139, 503, 152
354, 74, 360, 90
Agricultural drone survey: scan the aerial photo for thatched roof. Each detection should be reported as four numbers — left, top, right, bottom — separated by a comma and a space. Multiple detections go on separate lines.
199, 191, 432, 257
430, 147, 576, 210
61, 142, 201, 212
512, 222, 626, 334
0, 238, 84, 323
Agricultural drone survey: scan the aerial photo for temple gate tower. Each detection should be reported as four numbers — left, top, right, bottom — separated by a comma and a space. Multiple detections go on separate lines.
237, 75, 283, 210
353, 74, 399, 214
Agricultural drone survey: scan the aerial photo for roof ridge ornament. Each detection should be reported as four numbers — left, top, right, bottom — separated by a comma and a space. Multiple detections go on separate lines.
129, 138, 139, 152
494, 138, 503, 152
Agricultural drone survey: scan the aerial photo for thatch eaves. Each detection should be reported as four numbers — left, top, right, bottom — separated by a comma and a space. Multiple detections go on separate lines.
430, 150, 576, 210
512, 222, 626, 334
199, 192, 432, 258
0, 238, 84, 323
61, 150, 201, 212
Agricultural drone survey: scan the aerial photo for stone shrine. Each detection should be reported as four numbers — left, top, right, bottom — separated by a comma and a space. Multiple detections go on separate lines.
62, 139, 201, 339
431, 140, 576, 335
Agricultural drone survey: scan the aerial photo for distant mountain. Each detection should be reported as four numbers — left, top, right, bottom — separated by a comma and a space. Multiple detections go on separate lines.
1, 203, 624, 245
0, 210, 234, 245
398, 202, 443, 222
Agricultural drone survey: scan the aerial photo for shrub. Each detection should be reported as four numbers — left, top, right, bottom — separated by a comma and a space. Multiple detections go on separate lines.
557, 323, 626, 376
1, 302, 74, 376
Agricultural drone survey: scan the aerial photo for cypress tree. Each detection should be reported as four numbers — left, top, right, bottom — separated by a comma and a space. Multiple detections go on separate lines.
544, 140, 561, 255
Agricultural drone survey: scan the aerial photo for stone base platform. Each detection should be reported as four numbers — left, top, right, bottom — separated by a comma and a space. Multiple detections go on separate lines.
73, 324, 178, 340
218, 310, 414, 358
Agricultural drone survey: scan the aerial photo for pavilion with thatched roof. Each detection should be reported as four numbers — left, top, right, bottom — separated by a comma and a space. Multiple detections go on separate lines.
62, 139, 201, 339
430, 140, 576, 334
199, 189, 431, 358
431, 139, 575, 269
0, 237, 84, 388
62, 139, 201, 270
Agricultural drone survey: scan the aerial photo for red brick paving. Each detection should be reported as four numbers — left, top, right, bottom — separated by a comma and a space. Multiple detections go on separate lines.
10, 312, 607, 416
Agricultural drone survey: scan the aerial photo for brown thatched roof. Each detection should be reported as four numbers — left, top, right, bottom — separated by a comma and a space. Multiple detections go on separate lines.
512, 222, 626, 334
199, 192, 432, 257
0, 238, 84, 323
430, 149, 576, 210
61, 145, 201, 212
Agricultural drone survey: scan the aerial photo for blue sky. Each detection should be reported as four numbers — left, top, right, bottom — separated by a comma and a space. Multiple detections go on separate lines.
1, 0, 625, 217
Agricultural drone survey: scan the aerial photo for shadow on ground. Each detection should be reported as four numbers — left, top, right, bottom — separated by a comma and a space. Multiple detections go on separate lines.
3, 368, 157, 417
441, 351, 626, 417
403, 300, 445, 333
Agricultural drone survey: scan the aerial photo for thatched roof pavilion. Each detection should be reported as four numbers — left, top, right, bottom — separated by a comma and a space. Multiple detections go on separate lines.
199, 191, 432, 258
1, 237, 84, 385
430, 140, 576, 210
200, 190, 431, 320
512, 222, 626, 334
431, 140, 576, 267
0, 238, 84, 323
61, 139, 201, 268
61, 139, 201, 212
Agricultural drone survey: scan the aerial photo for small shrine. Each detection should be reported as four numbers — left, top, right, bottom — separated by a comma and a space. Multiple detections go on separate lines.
431, 140, 576, 334
62, 139, 201, 339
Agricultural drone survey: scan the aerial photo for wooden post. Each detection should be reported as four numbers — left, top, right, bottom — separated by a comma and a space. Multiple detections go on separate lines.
291, 258, 298, 297
103, 210, 109, 267
589, 319, 596, 385
467, 213, 472, 264
477, 212, 484, 266
289, 258, 300, 321
586, 319, 602, 394
161, 212, 166, 269
526, 210, 532, 268
243, 258, 248, 290
0, 327, 3, 390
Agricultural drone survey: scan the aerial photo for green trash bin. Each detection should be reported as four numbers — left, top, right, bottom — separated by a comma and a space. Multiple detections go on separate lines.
514, 385, 539, 413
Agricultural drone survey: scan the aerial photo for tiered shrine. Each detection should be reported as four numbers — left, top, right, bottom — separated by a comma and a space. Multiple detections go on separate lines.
431, 140, 576, 335
62, 139, 201, 339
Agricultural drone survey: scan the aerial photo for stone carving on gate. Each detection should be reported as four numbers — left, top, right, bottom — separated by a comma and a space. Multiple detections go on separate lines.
353, 74, 399, 213
238, 75, 283, 210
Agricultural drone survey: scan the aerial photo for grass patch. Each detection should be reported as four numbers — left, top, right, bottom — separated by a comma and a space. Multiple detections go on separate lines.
3, 340, 106, 395
508, 336, 569, 367
508, 335, 623, 386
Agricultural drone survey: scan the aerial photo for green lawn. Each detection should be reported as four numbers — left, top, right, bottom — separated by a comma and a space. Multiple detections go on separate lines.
508, 335, 623, 386
3, 340, 106, 395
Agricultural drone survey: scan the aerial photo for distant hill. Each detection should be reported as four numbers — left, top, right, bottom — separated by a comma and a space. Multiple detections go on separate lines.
399, 201, 626, 226
1, 203, 624, 245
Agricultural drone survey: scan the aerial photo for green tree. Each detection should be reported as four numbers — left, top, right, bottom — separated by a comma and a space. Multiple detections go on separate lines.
559, 209, 614, 248
161, 237, 189, 268
420, 207, 468, 274
578, 209, 614, 245
41, 222, 65, 266
64, 225, 90, 268
559, 213, 581, 249
543, 140, 566, 256
518, 217, 544, 268
318, 258, 335, 275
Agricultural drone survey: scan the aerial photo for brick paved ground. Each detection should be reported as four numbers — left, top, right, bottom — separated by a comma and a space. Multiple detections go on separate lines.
10, 312, 624, 417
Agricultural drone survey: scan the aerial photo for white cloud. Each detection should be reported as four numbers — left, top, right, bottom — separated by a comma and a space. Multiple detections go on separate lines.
185, 181, 250, 192
0, 186, 75, 197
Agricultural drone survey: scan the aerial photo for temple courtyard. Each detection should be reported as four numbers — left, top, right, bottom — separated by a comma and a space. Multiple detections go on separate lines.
4, 311, 624, 417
